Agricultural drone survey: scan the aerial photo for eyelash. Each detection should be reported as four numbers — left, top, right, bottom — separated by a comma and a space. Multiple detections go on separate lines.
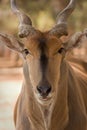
23, 48, 64, 56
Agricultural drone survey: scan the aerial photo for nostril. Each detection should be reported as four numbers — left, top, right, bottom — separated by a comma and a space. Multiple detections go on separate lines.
37, 85, 51, 96
46, 87, 51, 94
37, 86, 42, 93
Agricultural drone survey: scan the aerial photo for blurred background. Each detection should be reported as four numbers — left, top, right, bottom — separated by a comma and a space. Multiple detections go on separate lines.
0, 0, 87, 130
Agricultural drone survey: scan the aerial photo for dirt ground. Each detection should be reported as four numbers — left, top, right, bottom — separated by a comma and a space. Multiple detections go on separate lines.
0, 68, 23, 130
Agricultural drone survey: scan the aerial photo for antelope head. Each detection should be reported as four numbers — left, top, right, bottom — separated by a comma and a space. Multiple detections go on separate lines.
0, 0, 77, 105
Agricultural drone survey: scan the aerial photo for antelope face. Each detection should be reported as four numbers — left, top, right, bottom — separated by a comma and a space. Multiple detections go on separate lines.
24, 32, 64, 104
0, 0, 76, 105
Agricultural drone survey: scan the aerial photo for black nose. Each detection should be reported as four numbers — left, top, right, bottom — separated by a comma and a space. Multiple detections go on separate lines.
37, 85, 51, 97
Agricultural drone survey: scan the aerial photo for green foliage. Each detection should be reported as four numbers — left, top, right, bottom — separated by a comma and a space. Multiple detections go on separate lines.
0, 0, 87, 34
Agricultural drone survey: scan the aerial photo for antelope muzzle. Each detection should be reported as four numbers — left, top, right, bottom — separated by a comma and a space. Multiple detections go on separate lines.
37, 85, 51, 99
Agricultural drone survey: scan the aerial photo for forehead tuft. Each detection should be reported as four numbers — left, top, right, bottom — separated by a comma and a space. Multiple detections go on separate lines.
39, 37, 47, 44
25, 32, 62, 51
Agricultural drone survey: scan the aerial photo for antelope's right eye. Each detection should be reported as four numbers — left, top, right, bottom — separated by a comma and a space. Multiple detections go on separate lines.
23, 49, 30, 55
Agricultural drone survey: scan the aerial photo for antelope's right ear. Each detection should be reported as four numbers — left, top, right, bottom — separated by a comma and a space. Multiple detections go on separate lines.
0, 33, 24, 52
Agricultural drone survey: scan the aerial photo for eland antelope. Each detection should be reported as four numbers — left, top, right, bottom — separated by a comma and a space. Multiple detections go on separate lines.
0, 0, 87, 130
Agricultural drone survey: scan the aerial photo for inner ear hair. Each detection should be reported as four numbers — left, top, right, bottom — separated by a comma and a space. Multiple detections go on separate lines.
0, 32, 24, 52
63, 30, 87, 51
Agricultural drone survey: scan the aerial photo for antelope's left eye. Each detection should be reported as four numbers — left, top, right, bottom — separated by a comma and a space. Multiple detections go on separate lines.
58, 47, 64, 54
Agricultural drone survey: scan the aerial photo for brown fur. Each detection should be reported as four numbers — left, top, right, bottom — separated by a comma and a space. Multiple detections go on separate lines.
13, 33, 87, 130
0, 0, 87, 129
0, 31, 87, 130
14, 57, 87, 130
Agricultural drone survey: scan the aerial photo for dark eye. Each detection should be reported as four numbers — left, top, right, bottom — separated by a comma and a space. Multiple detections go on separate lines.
24, 49, 29, 55
58, 47, 64, 54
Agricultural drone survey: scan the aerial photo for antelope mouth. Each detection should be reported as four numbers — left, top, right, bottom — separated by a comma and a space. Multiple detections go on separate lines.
38, 97, 53, 105
39, 96, 52, 101
35, 93, 54, 105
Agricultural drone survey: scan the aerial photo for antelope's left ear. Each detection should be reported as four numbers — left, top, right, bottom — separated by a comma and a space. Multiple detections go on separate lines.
63, 30, 87, 51
0, 33, 24, 52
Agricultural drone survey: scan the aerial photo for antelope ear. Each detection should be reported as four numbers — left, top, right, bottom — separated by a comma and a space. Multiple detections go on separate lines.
63, 31, 87, 51
0, 33, 24, 52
